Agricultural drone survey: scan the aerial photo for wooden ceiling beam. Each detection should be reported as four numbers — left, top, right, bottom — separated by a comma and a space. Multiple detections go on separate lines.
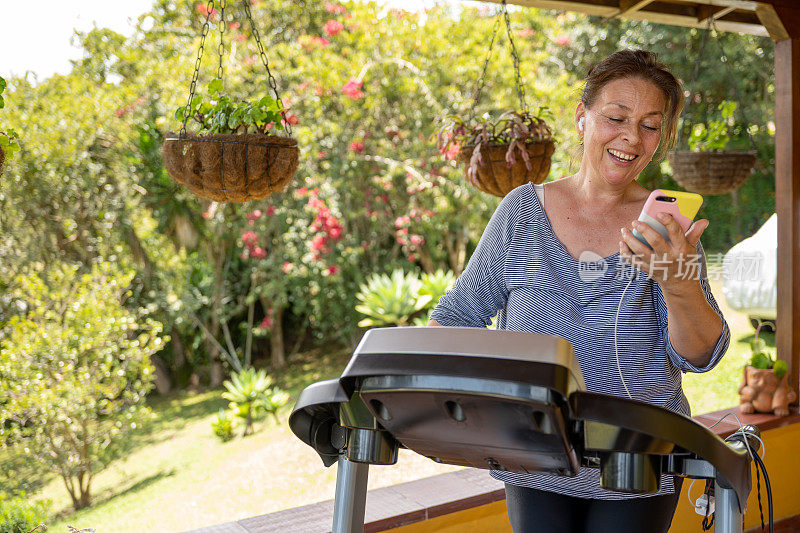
618, 0, 655, 17
489, 0, 769, 35
756, 3, 800, 41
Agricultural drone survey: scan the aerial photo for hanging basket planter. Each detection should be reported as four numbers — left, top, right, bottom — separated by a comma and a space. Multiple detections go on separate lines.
460, 140, 555, 197
163, 0, 298, 203
163, 133, 298, 202
435, 1, 555, 198
668, 150, 757, 195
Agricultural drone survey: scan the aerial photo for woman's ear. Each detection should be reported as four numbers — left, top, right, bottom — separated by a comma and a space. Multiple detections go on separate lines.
574, 102, 586, 134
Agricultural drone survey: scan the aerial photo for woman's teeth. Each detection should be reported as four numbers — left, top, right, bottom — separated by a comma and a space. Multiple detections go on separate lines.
608, 149, 637, 162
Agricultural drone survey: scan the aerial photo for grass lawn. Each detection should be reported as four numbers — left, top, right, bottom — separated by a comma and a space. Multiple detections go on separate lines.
15, 277, 763, 532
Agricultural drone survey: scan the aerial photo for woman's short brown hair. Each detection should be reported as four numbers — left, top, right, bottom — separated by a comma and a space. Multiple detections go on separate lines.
582, 49, 683, 160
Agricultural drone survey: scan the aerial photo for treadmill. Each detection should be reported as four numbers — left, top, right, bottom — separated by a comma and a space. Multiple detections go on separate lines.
290, 327, 758, 533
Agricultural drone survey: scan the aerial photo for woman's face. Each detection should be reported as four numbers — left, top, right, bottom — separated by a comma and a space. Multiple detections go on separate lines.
576, 76, 666, 187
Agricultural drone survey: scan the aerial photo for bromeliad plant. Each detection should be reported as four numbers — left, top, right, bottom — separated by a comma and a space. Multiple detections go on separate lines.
174, 78, 287, 135
355, 268, 455, 327
220, 367, 290, 437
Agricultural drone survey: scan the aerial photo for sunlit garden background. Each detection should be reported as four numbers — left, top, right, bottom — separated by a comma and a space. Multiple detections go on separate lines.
0, 0, 777, 531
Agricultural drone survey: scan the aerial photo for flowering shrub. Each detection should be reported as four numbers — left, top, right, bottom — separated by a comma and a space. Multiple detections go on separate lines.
342, 78, 365, 100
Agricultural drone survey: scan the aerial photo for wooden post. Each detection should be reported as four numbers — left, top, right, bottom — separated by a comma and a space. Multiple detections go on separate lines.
774, 35, 800, 404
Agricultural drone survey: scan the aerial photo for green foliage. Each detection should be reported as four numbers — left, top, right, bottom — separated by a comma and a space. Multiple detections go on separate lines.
419, 269, 456, 302
221, 367, 289, 436
686, 101, 737, 152
773, 360, 788, 380
355, 269, 432, 327
211, 409, 236, 442
0, 263, 165, 510
0, 75, 20, 161
0, 493, 50, 533
174, 79, 286, 135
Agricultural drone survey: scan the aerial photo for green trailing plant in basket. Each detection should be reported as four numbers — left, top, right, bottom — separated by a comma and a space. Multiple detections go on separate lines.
174, 78, 287, 135
747, 335, 787, 380
685, 100, 737, 152
163, 78, 299, 203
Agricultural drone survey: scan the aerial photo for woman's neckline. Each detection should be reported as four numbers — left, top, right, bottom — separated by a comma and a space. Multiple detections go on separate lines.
528, 182, 621, 264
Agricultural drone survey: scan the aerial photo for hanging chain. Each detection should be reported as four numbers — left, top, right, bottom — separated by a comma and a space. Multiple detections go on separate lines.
242, 0, 292, 135
470, 13, 502, 117
180, 0, 215, 135
218, 0, 226, 81
501, 0, 528, 112
676, 17, 711, 149
709, 19, 756, 150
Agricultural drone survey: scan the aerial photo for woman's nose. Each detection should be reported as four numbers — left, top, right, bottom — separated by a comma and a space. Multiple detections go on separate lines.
621, 122, 641, 145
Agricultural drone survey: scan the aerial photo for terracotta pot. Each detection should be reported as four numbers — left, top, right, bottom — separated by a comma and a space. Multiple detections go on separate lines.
738, 365, 797, 417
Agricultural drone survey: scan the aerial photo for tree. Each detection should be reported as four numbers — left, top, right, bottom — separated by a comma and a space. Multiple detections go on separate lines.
0, 263, 165, 510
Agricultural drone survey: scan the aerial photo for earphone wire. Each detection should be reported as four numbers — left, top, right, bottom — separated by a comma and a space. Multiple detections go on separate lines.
614, 274, 636, 399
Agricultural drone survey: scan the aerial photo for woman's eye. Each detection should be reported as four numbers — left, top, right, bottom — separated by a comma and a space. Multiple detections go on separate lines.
642, 125, 660, 131
607, 117, 623, 123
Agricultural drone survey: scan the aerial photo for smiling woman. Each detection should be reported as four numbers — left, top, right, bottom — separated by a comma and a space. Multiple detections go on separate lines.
428, 49, 730, 533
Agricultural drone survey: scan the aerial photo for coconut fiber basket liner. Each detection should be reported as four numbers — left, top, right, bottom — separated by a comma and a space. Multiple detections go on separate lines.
668, 150, 757, 196
461, 141, 555, 197
163, 133, 299, 203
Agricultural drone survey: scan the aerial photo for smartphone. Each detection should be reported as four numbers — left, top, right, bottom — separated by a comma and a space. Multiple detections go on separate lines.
632, 189, 704, 249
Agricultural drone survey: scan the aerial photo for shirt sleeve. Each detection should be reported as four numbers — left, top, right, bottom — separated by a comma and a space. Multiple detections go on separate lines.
429, 189, 521, 328
654, 240, 731, 373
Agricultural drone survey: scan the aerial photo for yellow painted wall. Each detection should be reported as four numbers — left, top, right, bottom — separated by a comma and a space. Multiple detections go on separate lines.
388, 424, 800, 532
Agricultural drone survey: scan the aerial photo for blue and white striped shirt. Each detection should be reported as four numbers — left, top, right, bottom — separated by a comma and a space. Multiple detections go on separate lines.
430, 182, 730, 500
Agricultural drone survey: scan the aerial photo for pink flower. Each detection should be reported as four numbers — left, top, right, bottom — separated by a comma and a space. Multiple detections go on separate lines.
299, 82, 309, 91
318, 150, 327, 159
443, 143, 460, 161
326, 265, 339, 275
311, 234, 326, 252
323, 20, 345, 36
407, 254, 416, 262
284, 113, 299, 125
312, 36, 330, 47
516, 28, 536, 38
342, 78, 364, 100
260, 316, 273, 329
266, 205, 276, 216
410, 235, 424, 246
555, 35, 570, 46
325, 2, 346, 14
252, 247, 267, 259
349, 141, 365, 154
394, 216, 410, 228
248, 209, 262, 220
241, 231, 258, 245
202, 211, 212, 219
296, 187, 309, 197
196, 3, 218, 16
282, 262, 293, 274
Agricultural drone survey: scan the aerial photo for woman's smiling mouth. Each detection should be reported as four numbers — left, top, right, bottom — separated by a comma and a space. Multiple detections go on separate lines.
607, 148, 638, 162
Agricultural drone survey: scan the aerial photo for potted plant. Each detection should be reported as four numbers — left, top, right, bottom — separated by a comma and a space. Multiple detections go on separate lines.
738, 326, 796, 417
163, 79, 299, 203
435, 108, 555, 197
0, 76, 20, 176
669, 101, 756, 195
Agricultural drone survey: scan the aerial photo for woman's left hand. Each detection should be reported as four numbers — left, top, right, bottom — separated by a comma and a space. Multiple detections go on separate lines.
619, 213, 709, 295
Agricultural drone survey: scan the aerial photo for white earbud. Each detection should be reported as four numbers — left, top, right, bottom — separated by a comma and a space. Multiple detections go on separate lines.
578, 117, 585, 131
